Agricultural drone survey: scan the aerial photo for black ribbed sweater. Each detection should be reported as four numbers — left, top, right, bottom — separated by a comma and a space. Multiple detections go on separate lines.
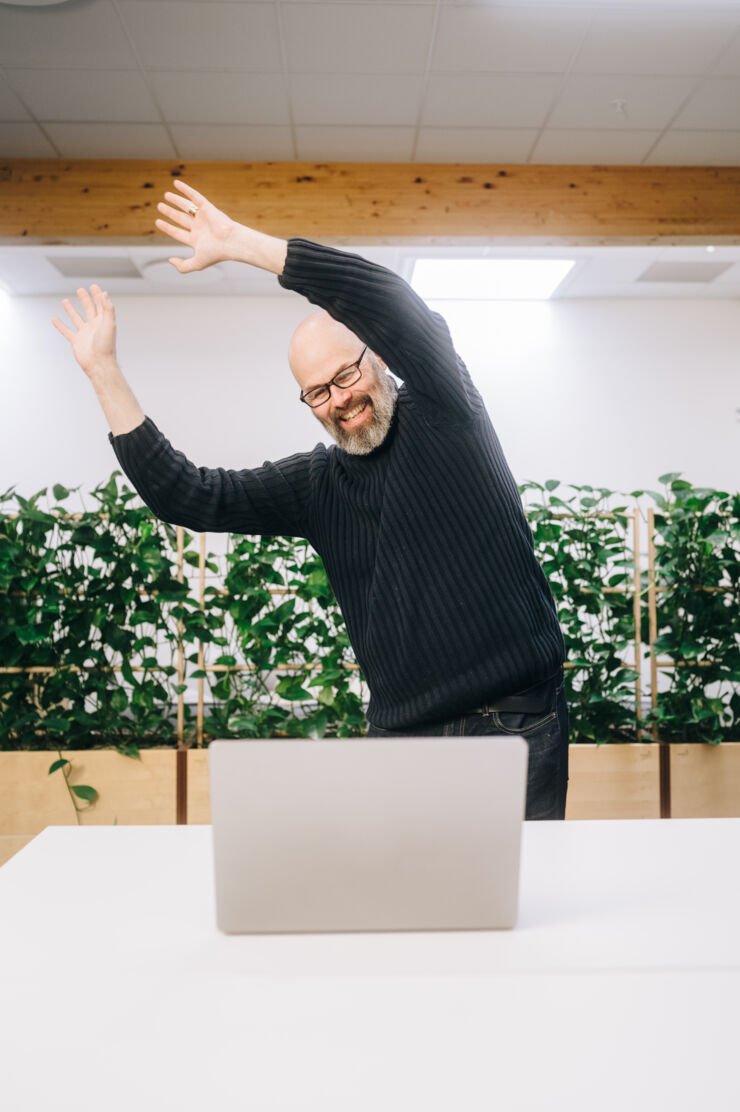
109, 239, 565, 729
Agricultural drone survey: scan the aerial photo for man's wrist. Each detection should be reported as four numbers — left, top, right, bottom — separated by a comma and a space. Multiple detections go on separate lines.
226, 222, 287, 275
86, 355, 121, 383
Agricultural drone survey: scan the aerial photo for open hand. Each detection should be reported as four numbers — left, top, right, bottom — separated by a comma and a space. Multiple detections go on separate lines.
155, 180, 237, 274
51, 285, 117, 378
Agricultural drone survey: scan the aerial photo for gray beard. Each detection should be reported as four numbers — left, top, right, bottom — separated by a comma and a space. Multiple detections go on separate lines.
323, 375, 398, 456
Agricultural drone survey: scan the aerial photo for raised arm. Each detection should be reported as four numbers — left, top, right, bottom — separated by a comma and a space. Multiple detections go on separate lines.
154, 181, 479, 424
51, 285, 145, 436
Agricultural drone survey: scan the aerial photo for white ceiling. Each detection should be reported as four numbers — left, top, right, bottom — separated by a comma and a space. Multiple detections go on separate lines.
1, 0, 739, 298
3, 240, 740, 299
1, 0, 739, 165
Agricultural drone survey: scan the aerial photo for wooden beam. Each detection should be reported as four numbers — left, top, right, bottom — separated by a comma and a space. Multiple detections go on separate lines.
1, 160, 739, 243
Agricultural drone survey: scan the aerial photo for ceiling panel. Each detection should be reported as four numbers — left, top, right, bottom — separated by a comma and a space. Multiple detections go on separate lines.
712, 30, 740, 75
0, 78, 31, 122
116, 1, 282, 71
43, 122, 177, 159
149, 71, 291, 126
289, 74, 424, 127
0, 0, 137, 70
573, 10, 739, 75
530, 128, 662, 164
0, 0, 737, 169
294, 126, 415, 161
280, 3, 436, 75
548, 75, 697, 130
0, 121, 57, 156
422, 74, 561, 128
644, 128, 740, 164
673, 77, 740, 129
6, 69, 160, 123
414, 127, 538, 163
431, 6, 590, 73
168, 124, 294, 160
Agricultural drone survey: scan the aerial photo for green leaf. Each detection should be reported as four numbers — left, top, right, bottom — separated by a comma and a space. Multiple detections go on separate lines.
43, 717, 71, 733
48, 758, 70, 775
71, 784, 98, 803
52, 484, 71, 502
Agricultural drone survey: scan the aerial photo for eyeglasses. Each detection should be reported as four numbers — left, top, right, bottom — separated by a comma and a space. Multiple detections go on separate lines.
299, 346, 368, 408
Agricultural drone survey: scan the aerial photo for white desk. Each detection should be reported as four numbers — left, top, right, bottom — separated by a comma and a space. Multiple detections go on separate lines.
1, 821, 739, 1111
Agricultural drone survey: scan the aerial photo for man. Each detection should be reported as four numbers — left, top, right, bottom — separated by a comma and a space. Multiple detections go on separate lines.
53, 180, 569, 820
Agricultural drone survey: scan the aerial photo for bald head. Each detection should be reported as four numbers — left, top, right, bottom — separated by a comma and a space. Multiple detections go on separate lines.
288, 310, 372, 391
288, 310, 397, 456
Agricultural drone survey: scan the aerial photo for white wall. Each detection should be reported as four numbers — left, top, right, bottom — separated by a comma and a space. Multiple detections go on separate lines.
1, 290, 738, 503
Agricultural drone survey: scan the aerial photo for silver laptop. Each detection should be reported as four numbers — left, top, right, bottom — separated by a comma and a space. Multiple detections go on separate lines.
209, 736, 527, 934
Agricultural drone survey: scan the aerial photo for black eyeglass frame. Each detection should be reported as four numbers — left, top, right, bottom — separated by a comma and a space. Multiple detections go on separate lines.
299, 346, 368, 408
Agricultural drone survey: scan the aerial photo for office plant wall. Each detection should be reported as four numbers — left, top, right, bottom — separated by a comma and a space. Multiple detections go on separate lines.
1, 473, 738, 751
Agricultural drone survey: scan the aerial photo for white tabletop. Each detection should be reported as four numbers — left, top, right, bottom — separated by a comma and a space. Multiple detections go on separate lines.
2, 820, 739, 1111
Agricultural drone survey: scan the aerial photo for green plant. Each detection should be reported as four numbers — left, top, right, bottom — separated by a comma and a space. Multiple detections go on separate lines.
0, 475, 197, 751
639, 474, 740, 743
520, 480, 640, 743
197, 533, 367, 739
2, 471, 738, 753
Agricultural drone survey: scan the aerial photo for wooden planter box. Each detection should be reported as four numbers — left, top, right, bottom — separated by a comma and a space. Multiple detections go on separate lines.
670, 742, 740, 818
185, 743, 665, 824
3, 742, 740, 867
565, 743, 661, 819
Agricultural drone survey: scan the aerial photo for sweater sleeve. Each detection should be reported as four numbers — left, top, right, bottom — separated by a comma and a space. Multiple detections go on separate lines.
278, 239, 482, 425
109, 417, 313, 537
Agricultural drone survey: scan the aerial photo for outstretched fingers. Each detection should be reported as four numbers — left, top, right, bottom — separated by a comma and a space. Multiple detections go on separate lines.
90, 284, 110, 313
60, 296, 84, 329
155, 216, 190, 245
51, 315, 74, 341
77, 286, 97, 320
171, 179, 206, 207
158, 199, 194, 227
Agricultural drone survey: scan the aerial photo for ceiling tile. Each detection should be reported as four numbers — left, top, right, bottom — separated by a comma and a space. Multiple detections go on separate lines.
281, 3, 435, 74
0, 0, 137, 70
0, 77, 30, 122
674, 78, 740, 129
414, 128, 538, 163
0, 121, 57, 157
6, 70, 160, 123
422, 74, 561, 128
149, 72, 290, 125
169, 124, 294, 160
549, 75, 696, 130
295, 126, 414, 161
290, 74, 423, 126
117, 1, 282, 71
43, 122, 177, 159
573, 10, 739, 76
712, 31, 740, 76
531, 129, 662, 165
644, 129, 740, 165
431, 6, 589, 73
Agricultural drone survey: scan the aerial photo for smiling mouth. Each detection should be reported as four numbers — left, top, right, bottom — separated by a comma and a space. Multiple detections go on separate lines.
338, 400, 369, 423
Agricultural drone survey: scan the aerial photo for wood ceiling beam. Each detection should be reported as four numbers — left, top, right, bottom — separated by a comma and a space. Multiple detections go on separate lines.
1, 160, 739, 243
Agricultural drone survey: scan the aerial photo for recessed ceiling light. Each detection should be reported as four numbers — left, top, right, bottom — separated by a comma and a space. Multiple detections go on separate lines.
411, 258, 576, 301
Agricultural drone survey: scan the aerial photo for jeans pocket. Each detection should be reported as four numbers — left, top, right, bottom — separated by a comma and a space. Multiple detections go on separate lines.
489, 708, 557, 736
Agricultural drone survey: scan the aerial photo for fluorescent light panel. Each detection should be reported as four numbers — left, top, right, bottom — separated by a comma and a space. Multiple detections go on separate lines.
411, 258, 576, 301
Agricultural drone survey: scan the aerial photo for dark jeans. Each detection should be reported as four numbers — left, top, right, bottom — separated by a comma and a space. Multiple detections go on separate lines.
366, 669, 570, 820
